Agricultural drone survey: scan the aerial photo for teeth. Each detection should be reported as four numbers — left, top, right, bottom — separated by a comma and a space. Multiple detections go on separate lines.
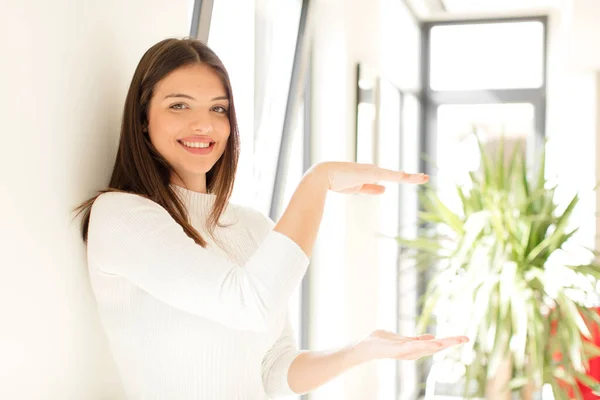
181, 141, 211, 148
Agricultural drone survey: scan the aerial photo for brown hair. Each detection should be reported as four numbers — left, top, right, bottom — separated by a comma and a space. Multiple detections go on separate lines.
71, 37, 240, 247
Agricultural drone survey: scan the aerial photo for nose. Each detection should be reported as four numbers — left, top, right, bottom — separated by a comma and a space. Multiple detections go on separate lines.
189, 112, 213, 133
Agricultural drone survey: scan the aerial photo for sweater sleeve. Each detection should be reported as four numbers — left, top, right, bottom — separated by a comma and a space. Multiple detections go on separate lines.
87, 192, 309, 332
261, 316, 308, 398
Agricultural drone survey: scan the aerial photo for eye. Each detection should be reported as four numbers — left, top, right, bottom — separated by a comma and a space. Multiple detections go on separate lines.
170, 103, 189, 110
212, 105, 228, 114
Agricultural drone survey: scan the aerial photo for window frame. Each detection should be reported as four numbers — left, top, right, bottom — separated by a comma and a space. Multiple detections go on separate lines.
421, 16, 549, 175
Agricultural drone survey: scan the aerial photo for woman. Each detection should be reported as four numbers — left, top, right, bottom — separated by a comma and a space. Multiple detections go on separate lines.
73, 37, 468, 399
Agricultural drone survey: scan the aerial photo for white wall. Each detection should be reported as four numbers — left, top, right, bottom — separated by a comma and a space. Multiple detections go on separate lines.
559, 0, 600, 259
0, 1, 189, 398
309, 0, 380, 398
545, 0, 597, 257
567, 0, 600, 71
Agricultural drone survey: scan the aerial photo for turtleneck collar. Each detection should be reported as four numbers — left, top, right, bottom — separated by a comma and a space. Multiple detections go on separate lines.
169, 183, 236, 223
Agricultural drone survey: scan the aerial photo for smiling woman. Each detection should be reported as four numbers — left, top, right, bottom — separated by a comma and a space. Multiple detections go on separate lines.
69, 37, 460, 400
73, 38, 241, 247
146, 63, 231, 192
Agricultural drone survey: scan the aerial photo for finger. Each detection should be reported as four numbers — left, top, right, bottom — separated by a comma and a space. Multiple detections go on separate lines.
391, 337, 468, 360
417, 334, 435, 340
438, 336, 470, 347
403, 173, 429, 184
399, 339, 444, 352
372, 168, 428, 184
358, 184, 386, 195
398, 334, 434, 341
374, 330, 421, 344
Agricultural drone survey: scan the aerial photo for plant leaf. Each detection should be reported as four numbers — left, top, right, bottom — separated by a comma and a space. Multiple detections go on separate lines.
556, 292, 592, 340
573, 370, 600, 391
583, 341, 600, 358
509, 376, 528, 390
551, 379, 569, 400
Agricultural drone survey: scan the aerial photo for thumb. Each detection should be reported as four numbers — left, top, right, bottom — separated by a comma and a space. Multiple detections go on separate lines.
358, 184, 386, 195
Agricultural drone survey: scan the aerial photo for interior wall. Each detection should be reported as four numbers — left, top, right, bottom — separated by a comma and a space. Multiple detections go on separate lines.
567, 0, 600, 71
309, 0, 380, 398
545, 1, 597, 256
309, 0, 419, 398
0, 1, 189, 398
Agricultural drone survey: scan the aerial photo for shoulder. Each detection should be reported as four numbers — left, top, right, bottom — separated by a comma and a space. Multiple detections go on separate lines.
87, 192, 181, 260
90, 191, 170, 231
233, 204, 275, 235
92, 191, 150, 208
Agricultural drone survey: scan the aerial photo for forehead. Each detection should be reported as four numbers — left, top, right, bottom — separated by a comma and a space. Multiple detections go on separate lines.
154, 64, 226, 96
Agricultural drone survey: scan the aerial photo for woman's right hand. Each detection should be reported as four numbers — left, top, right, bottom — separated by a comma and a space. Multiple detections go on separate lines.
309, 161, 429, 195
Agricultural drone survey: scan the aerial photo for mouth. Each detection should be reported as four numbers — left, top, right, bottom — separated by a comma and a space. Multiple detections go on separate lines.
178, 140, 216, 155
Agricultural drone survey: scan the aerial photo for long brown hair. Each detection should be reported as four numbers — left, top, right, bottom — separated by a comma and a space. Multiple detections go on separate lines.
72, 38, 240, 248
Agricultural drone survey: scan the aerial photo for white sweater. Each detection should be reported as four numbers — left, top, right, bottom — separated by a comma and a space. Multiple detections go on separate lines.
86, 183, 310, 399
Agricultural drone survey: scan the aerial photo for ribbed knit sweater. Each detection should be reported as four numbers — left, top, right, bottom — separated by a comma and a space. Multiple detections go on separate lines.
86, 183, 310, 399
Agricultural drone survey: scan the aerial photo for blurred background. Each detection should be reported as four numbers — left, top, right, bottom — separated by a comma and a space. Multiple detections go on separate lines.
1, 0, 599, 399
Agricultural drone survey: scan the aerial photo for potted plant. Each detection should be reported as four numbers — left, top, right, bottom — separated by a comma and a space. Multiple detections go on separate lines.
395, 135, 600, 399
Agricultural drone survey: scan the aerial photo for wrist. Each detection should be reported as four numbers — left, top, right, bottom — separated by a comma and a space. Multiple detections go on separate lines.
347, 340, 375, 366
303, 162, 330, 192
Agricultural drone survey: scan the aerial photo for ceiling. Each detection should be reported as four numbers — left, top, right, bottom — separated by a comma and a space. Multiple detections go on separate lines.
439, 0, 561, 13
407, 0, 563, 19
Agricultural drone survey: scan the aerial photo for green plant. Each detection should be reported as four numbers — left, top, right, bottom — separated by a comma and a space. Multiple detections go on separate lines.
396, 136, 600, 399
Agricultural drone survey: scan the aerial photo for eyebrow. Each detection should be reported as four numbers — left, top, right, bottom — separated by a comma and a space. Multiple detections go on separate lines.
164, 93, 229, 101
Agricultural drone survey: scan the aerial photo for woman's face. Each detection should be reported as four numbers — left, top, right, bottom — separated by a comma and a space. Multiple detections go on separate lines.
146, 63, 230, 191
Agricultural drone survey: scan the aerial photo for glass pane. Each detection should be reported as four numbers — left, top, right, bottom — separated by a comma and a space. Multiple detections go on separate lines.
430, 21, 544, 90
188, 0, 195, 34
277, 99, 305, 350
436, 103, 534, 203
208, 0, 257, 206
253, 0, 303, 213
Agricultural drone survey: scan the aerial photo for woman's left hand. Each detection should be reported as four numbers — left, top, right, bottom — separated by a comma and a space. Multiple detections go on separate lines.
353, 329, 469, 362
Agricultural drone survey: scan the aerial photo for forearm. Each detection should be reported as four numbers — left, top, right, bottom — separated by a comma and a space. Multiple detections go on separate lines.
273, 165, 328, 258
287, 343, 370, 394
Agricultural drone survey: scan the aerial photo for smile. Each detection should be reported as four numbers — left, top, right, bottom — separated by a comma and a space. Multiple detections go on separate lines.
178, 140, 215, 155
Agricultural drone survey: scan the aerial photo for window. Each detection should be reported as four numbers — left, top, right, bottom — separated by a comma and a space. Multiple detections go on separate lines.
420, 17, 548, 397
422, 17, 548, 187
204, 0, 304, 212
435, 102, 536, 208
253, 0, 304, 215
430, 21, 545, 91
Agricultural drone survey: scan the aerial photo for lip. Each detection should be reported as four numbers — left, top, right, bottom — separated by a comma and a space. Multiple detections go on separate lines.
179, 137, 214, 143
178, 140, 215, 155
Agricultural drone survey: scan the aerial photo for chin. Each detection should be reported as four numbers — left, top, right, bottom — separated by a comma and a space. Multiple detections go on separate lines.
186, 165, 215, 174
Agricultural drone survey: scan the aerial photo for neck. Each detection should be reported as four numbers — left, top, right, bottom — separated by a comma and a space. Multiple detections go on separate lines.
170, 175, 208, 194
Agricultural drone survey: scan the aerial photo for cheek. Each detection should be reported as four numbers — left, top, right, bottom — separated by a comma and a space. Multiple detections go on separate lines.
217, 118, 231, 138
149, 114, 184, 146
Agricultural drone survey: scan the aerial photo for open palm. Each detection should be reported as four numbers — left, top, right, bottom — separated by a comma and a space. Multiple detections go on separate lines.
355, 329, 469, 361
313, 161, 429, 195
